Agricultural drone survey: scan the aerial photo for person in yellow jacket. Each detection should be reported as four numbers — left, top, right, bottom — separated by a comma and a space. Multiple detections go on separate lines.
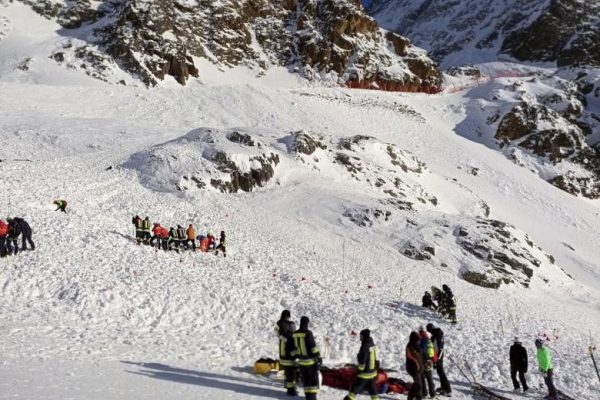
186, 224, 196, 250
276, 310, 297, 396
535, 339, 558, 400
345, 329, 379, 400
293, 316, 321, 400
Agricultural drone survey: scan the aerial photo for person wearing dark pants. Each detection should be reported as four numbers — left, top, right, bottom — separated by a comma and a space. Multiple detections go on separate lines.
0, 219, 7, 258
406, 331, 424, 400
536, 339, 557, 399
54, 200, 67, 213
426, 323, 452, 396
510, 338, 528, 391
215, 230, 226, 257
6, 221, 21, 255
13, 218, 34, 250
419, 328, 436, 398
293, 316, 321, 400
276, 310, 298, 396
344, 329, 379, 400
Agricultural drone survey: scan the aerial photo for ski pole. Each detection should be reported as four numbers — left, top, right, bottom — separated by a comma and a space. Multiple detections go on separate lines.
590, 346, 600, 386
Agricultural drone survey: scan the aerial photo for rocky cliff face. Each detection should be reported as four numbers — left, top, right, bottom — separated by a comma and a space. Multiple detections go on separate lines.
367, 0, 600, 68
14, 0, 442, 89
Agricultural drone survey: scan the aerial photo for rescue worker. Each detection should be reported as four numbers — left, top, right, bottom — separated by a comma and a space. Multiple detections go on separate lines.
13, 217, 34, 251
215, 230, 226, 257
430, 286, 445, 315
132, 215, 143, 244
0, 219, 8, 257
6, 218, 21, 256
426, 323, 452, 396
293, 316, 321, 400
168, 227, 178, 251
186, 224, 196, 251
422, 291, 436, 310
535, 339, 557, 399
441, 285, 457, 324
53, 199, 67, 213
151, 223, 163, 248
276, 310, 298, 396
344, 329, 379, 400
160, 226, 170, 251
142, 216, 151, 245
176, 225, 186, 249
419, 328, 436, 398
406, 331, 424, 400
510, 337, 528, 392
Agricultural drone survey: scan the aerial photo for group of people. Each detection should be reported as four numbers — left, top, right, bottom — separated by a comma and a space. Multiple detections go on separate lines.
0, 217, 35, 257
275, 306, 560, 400
406, 323, 452, 399
131, 215, 227, 257
509, 337, 559, 398
276, 310, 381, 400
422, 284, 457, 324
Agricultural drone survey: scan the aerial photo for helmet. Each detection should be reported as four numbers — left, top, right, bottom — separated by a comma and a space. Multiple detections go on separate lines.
426, 323, 434, 332
535, 339, 543, 347
281, 310, 291, 320
360, 329, 371, 341
300, 316, 310, 329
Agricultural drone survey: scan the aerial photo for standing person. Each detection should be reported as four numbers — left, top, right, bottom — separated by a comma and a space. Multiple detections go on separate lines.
441, 285, 457, 324
160, 226, 170, 251
13, 217, 34, 251
6, 218, 22, 256
186, 224, 196, 251
422, 291, 436, 310
431, 286, 445, 315
343, 329, 379, 400
535, 339, 557, 399
176, 225, 186, 250
293, 316, 321, 400
168, 227, 178, 251
419, 328, 436, 399
53, 199, 67, 213
426, 323, 452, 396
509, 338, 528, 392
151, 223, 162, 248
215, 230, 226, 257
276, 310, 298, 396
406, 331, 424, 400
132, 215, 143, 244
142, 217, 151, 245
0, 219, 8, 258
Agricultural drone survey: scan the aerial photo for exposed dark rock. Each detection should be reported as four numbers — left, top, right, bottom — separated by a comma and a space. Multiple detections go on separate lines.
343, 207, 391, 227
282, 131, 326, 155
210, 152, 280, 193
227, 131, 255, 147
447, 65, 482, 79
462, 271, 502, 289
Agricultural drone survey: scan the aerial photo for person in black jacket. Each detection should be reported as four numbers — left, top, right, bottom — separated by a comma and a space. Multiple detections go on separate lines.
293, 316, 321, 400
441, 285, 457, 324
426, 323, 452, 396
509, 338, 528, 391
344, 329, 379, 400
6, 218, 22, 256
13, 217, 34, 251
422, 291, 436, 310
275, 310, 298, 396
406, 331, 424, 400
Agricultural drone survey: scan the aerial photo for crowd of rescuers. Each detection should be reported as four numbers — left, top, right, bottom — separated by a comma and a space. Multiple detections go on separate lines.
132, 215, 226, 257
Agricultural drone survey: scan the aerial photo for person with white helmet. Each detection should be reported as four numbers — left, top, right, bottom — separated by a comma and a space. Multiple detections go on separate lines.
509, 337, 528, 392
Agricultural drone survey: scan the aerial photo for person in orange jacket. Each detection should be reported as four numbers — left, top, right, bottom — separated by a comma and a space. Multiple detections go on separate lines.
186, 224, 196, 250
0, 219, 8, 257
151, 223, 163, 248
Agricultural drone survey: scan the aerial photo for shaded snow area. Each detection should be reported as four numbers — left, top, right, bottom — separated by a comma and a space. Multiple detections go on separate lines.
1, 4, 600, 400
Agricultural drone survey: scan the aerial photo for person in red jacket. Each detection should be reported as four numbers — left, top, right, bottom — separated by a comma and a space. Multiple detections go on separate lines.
160, 226, 170, 251
0, 220, 8, 257
151, 223, 163, 248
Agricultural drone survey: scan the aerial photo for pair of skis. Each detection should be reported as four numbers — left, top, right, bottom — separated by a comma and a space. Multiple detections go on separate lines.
448, 355, 511, 400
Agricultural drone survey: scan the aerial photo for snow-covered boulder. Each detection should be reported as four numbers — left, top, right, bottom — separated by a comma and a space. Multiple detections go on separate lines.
123, 128, 280, 194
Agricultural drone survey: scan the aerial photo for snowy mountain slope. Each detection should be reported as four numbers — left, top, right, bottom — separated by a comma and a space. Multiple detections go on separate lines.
367, 0, 600, 69
1, 3, 600, 400
7, 0, 442, 90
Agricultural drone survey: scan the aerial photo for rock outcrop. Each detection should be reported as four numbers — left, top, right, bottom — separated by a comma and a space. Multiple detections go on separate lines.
18, 0, 442, 89
368, 0, 600, 68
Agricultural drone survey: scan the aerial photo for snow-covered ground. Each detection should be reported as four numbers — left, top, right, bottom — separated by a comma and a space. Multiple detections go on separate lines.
1, 3, 600, 400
